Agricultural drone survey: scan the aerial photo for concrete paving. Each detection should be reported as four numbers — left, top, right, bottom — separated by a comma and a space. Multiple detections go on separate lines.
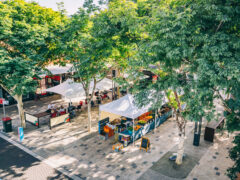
0, 136, 72, 180
0, 94, 235, 180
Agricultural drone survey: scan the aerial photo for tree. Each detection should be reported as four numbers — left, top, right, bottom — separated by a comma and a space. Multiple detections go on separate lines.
0, 0, 67, 127
106, 0, 140, 98
62, 7, 113, 132
128, 0, 240, 165
227, 134, 240, 180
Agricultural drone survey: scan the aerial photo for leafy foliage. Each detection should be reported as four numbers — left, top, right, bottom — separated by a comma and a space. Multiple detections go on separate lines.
0, 0, 67, 96
227, 134, 240, 180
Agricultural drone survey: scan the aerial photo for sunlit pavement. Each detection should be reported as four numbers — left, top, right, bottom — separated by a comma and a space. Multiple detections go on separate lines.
0, 136, 72, 180
0, 95, 235, 180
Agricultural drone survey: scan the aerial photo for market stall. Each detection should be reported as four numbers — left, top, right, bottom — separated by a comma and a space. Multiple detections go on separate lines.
45, 78, 113, 102
99, 94, 172, 147
25, 111, 70, 129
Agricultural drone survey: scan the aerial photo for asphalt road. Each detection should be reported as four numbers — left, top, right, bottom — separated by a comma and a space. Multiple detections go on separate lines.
0, 136, 72, 180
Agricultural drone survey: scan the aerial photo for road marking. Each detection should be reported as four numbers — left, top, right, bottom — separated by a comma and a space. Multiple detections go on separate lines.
0, 132, 82, 180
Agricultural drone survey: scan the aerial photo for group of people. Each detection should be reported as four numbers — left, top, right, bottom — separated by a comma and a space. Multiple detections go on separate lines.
45, 91, 111, 119
46, 103, 66, 118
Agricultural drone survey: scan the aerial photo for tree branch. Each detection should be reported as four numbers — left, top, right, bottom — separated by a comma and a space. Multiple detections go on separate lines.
216, 20, 223, 32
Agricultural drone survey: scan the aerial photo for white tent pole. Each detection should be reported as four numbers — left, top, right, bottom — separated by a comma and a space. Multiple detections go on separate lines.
154, 109, 156, 133
98, 109, 101, 121
133, 118, 135, 146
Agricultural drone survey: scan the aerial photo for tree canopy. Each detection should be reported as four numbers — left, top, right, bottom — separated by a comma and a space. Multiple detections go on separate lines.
0, 0, 67, 127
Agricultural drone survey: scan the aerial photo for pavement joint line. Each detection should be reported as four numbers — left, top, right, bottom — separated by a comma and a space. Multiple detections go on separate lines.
0, 132, 82, 180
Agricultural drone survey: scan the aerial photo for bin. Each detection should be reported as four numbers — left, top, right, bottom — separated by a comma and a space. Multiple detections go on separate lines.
2, 117, 12, 132
193, 132, 200, 146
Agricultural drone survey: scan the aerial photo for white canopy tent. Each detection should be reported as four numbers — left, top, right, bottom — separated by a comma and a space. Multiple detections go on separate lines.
99, 93, 167, 145
99, 94, 153, 119
100, 94, 152, 146
39, 64, 73, 78
46, 79, 85, 100
46, 78, 114, 101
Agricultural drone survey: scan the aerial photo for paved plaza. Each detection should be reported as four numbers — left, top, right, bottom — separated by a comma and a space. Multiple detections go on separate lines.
0, 95, 235, 180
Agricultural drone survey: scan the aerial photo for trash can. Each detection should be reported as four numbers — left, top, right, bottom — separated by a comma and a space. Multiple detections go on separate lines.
193, 132, 200, 146
2, 117, 12, 133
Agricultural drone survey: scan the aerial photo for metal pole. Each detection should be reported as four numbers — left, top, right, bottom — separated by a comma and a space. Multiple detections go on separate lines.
112, 77, 113, 101
3, 101, 5, 118
198, 117, 202, 136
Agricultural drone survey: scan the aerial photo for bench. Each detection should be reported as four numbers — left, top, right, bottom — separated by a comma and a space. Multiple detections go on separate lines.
204, 118, 225, 142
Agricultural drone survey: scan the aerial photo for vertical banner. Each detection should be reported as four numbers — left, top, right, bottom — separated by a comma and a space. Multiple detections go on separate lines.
18, 127, 24, 142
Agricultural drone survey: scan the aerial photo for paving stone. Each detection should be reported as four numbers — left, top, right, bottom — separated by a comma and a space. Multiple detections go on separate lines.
131, 163, 137, 168
97, 149, 101, 153
142, 161, 148, 165
107, 157, 113, 161
116, 175, 120, 179
81, 153, 86, 156
84, 147, 88, 150
120, 167, 126, 171
152, 147, 156, 150
216, 172, 220, 176
88, 161, 92, 164
160, 151, 163, 154
214, 167, 219, 170
213, 156, 217, 159
121, 152, 125, 154
156, 139, 159, 141
76, 174, 82, 178
193, 178, 198, 180
215, 152, 219, 155
106, 164, 111, 168
136, 170, 141, 174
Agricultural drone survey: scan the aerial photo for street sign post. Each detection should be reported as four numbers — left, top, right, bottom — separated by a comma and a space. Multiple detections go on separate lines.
18, 127, 24, 142
0, 98, 6, 118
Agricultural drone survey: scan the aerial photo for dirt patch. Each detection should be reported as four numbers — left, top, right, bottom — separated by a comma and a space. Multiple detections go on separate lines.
150, 151, 198, 179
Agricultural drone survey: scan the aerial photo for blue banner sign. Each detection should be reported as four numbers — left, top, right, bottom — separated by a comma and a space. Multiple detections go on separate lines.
18, 127, 24, 142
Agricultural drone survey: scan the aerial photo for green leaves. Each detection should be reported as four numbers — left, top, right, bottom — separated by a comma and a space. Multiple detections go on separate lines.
125, 0, 240, 127
227, 134, 240, 180
0, 0, 67, 96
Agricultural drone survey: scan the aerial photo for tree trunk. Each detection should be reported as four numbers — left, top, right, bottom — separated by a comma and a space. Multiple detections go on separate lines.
15, 95, 26, 128
176, 131, 185, 165
87, 102, 91, 133
173, 91, 186, 165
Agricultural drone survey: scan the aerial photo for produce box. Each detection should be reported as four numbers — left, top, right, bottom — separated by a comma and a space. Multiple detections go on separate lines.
99, 133, 108, 140
112, 143, 123, 152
